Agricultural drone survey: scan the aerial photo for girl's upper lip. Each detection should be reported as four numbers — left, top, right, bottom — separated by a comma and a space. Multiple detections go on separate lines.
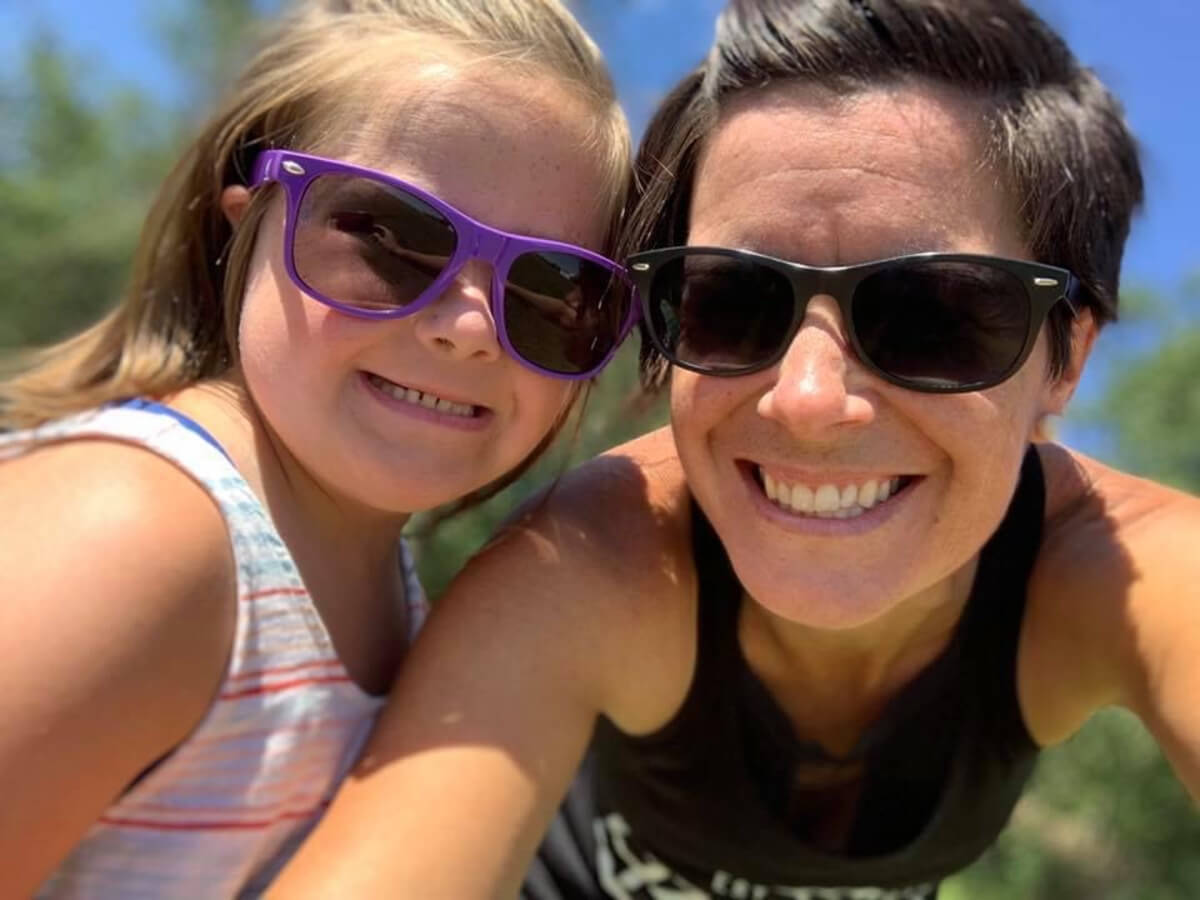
364, 371, 489, 410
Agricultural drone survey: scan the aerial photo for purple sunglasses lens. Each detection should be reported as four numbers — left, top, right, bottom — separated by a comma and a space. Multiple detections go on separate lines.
504, 251, 632, 376
290, 170, 630, 376
294, 173, 456, 312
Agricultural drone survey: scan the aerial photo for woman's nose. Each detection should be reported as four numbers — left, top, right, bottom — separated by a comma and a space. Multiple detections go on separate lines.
756, 295, 876, 435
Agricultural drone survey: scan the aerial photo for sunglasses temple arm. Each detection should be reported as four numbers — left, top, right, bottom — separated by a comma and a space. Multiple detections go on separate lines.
1060, 273, 1083, 317
250, 151, 279, 189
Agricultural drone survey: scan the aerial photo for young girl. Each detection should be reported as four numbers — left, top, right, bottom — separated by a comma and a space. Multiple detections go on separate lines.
0, 0, 633, 895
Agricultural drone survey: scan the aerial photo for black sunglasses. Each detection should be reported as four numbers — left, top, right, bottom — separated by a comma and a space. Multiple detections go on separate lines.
627, 247, 1079, 393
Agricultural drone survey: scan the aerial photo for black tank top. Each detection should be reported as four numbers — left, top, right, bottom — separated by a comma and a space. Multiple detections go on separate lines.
578, 447, 1045, 895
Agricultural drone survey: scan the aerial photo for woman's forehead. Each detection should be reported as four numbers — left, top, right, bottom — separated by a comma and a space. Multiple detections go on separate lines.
688, 80, 1025, 263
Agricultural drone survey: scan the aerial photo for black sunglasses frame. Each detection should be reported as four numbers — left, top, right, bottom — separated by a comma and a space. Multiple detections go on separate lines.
627, 246, 1080, 393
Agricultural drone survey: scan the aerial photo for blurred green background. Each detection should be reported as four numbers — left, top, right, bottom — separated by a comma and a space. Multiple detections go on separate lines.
2, 1, 1196, 896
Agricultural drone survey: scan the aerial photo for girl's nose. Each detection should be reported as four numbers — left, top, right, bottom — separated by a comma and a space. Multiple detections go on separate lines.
411, 260, 503, 364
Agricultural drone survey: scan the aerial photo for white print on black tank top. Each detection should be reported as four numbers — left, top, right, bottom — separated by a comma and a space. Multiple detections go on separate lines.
593, 812, 936, 900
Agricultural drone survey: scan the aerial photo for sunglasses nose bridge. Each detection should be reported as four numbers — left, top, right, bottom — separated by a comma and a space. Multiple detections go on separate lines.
787, 267, 828, 321
469, 226, 508, 268
453, 227, 507, 309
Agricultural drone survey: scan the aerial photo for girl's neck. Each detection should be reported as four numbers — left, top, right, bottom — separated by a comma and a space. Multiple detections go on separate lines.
172, 378, 410, 557
168, 378, 413, 695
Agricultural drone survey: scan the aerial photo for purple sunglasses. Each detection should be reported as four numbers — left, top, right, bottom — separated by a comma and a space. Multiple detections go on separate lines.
250, 149, 637, 380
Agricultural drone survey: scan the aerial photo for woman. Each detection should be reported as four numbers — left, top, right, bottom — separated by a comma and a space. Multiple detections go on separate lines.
271, 1, 1199, 898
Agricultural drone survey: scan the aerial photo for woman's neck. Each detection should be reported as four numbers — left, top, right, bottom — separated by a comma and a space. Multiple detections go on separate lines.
739, 557, 978, 755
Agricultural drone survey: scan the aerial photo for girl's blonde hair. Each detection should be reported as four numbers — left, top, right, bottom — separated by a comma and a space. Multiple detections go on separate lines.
0, 0, 629, 429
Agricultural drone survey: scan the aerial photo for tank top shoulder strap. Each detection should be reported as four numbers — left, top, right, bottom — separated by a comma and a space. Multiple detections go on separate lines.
961, 444, 1046, 752
670, 499, 748, 721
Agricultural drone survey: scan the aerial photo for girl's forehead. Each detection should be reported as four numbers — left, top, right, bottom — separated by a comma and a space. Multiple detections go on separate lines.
322, 61, 593, 172
303, 71, 610, 247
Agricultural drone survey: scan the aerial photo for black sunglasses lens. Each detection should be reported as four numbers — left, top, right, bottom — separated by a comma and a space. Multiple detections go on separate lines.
647, 253, 794, 372
504, 252, 632, 375
851, 260, 1032, 389
294, 174, 457, 312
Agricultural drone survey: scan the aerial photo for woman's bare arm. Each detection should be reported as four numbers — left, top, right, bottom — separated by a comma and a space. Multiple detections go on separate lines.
270, 432, 696, 899
1022, 446, 1200, 801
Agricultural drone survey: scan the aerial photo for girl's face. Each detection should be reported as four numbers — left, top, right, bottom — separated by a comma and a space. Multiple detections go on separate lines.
671, 81, 1088, 629
234, 62, 614, 516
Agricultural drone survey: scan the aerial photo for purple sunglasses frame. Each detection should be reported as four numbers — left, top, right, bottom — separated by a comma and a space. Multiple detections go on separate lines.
250, 149, 638, 380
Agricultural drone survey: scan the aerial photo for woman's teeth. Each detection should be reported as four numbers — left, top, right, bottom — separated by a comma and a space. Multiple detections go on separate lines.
760, 469, 904, 518
367, 373, 475, 418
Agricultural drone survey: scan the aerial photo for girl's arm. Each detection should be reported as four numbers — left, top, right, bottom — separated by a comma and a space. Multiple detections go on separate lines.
0, 440, 236, 893
270, 445, 693, 899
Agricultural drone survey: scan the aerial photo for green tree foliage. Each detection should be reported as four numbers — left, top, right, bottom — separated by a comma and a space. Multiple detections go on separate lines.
0, 36, 173, 349
1098, 280, 1200, 490
0, 3, 266, 352
153, 0, 277, 103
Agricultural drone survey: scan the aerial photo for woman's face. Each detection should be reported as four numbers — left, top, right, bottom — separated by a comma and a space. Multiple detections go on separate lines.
671, 81, 1086, 629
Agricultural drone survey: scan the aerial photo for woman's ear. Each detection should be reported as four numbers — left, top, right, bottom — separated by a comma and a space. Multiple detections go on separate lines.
1042, 307, 1098, 416
220, 185, 252, 227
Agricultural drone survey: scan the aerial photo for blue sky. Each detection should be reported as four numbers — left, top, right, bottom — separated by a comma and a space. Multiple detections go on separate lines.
4, 0, 1198, 445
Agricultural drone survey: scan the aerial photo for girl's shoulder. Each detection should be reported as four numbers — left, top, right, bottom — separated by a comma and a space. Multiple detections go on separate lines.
0, 435, 237, 893
0, 433, 238, 688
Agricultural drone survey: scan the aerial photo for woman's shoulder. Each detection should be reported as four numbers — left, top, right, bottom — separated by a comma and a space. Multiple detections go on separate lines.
513, 425, 694, 585
1037, 442, 1200, 566
1022, 443, 1200, 744
457, 425, 700, 732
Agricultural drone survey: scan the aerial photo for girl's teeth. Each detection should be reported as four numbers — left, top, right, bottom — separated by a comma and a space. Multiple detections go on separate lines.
369, 374, 474, 418
759, 469, 905, 518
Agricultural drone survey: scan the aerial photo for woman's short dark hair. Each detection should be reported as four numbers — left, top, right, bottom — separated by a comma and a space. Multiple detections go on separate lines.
626, 0, 1143, 386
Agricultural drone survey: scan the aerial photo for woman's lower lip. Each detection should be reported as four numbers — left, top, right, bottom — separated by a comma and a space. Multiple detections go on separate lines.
359, 373, 491, 432
739, 464, 915, 534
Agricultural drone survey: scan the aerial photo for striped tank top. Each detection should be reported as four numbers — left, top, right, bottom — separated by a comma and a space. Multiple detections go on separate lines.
0, 403, 427, 898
